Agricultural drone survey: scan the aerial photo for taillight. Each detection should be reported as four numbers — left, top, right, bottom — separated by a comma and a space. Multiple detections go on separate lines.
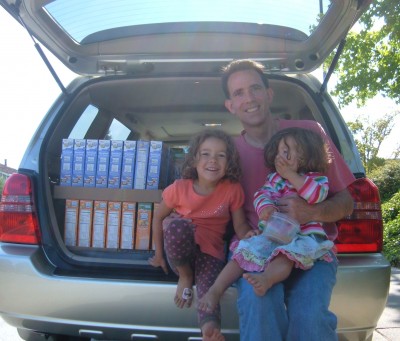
0, 173, 41, 244
335, 178, 382, 253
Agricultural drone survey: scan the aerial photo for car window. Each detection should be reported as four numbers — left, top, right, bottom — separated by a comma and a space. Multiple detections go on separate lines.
69, 104, 99, 139
106, 119, 131, 140
44, 0, 331, 43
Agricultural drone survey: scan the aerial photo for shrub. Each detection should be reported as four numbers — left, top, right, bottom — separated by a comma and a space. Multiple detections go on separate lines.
382, 191, 400, 267
369, 159, 400, 202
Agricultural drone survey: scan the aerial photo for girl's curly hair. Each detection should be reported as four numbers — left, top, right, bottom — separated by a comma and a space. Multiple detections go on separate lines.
181, 129, 242, 182
264, 127, 331, 174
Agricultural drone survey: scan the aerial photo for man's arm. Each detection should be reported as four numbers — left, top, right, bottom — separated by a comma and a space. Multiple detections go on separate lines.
277, 188, 354, 224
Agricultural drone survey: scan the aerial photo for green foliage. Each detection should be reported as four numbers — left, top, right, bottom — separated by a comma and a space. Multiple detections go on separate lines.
347, 112, 399, 174
370, 159, 400, 202
382, 191, 400, 267
0, 177, 5, 197
329, 0, 400, 108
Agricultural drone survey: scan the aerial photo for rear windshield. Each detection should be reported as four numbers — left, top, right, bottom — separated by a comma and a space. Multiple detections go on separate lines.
44, 0, 331, 43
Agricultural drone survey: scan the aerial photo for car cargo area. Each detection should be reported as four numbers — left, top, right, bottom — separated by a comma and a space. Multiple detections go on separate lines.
42, 75, 345, 267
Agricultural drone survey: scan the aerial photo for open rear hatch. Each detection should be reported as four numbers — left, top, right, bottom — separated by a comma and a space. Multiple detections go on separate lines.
0, 0, 372, 272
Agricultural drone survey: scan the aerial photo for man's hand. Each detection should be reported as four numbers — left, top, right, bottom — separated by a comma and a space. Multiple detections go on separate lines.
276, 195, 312, 225
148, 254, 169, 274
277, 189, 354, 225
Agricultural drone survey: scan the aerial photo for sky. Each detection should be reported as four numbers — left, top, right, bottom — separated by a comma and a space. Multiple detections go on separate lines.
0, 6, 399, 170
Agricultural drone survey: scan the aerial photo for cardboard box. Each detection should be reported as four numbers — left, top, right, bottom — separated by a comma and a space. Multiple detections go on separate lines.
108, 140, 123, 188
64, 199, 79, 246
72, 139, 86, 187
77, 200, 93, 247
133, 140, 150, 189
96, 140, 111, 188
120, 202, 137, 249
106, 201, 122, 249
120, 140, 137, 189
60, 138, 74, 186
135, 202, 153, 250
84, 139, 98, 187
146, 141, 169, 190
91, 200, 108, 248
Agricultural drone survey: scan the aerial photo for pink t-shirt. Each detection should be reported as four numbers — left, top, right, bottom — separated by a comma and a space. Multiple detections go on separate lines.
235, 119, 356, 239
162, 178, 245, 260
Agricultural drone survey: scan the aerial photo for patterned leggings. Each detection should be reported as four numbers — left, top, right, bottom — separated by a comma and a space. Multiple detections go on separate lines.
163, 217, 225, 328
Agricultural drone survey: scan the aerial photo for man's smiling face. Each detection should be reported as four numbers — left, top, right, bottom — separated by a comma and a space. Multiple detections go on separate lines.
224, 69, 274, 128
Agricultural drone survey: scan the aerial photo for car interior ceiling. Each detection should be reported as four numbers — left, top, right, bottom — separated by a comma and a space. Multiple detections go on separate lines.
47, 76, 317, 171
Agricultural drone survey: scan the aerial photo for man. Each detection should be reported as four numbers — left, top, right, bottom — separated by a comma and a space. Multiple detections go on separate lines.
222, 59, 355, 341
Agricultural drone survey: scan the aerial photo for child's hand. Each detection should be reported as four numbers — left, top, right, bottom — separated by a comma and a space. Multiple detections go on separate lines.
275, 154, 298, 180
244, 229, 261, 239
148, 254, 169, 274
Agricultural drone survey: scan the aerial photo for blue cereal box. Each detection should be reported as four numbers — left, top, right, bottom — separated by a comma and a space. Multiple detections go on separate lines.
84, 139, 98, 187
133, 140, 150, 189
60, 138, 74, 186
72, 139, 86, 187
146, 141, 169, 190
108, 140, 124, 188
96, 140, 111, 188
120, 140, 137, 189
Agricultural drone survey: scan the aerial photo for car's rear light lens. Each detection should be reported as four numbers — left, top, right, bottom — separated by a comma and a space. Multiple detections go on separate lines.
335, 178, 382, 253
0, 174, 41, 244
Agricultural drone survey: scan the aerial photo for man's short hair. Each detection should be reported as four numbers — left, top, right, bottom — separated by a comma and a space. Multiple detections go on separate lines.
221, 59, 270, 99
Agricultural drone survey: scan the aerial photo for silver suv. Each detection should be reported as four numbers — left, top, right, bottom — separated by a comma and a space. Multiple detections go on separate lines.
0, 1, 391, 340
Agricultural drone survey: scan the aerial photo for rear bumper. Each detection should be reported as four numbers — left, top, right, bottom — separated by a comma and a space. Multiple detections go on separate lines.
0, 244, 391, 341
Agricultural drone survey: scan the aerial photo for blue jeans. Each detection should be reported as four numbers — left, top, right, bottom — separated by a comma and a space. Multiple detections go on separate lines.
236, 253, 338, 341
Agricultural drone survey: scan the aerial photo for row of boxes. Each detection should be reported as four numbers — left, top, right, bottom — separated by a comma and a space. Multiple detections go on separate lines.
64, 199, 158, 250
60, 139, 172, 190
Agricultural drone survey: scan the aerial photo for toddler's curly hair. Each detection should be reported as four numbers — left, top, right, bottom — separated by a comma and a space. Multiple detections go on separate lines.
264, 127, 331, 174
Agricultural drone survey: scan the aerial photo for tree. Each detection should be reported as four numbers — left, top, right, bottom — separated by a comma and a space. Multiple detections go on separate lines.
347, 111, 399, 174
0, 177, 5, 198
330, 0, 400, 108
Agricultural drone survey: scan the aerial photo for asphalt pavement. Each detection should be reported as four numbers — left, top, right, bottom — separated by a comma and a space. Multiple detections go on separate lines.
373, 267, 400, 341
1, 268, 399, 341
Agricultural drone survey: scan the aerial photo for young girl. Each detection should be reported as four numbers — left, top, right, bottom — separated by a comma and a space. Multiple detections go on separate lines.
148, 129, 252, 341
198, 127, 335, 313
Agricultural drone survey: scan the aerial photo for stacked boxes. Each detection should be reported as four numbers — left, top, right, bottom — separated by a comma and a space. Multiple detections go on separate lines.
60, 138, 184, 251
63, 200, 162, 251
60, 138, 175, 190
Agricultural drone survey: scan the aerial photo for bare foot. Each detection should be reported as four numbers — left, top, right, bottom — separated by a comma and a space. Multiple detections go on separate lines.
174, 274, 193, 308
198, 287, 221, 313
243, 272, 273, 296
202, 320, 225, 341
